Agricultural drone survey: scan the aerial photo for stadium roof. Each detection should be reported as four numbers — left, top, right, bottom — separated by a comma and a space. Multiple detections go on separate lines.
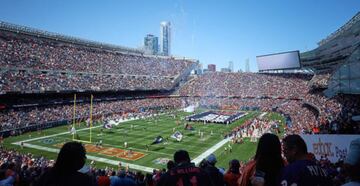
300, 12, 360, 73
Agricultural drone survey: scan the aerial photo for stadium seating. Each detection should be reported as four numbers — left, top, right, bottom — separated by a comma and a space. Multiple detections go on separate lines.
0, 29, 196, 93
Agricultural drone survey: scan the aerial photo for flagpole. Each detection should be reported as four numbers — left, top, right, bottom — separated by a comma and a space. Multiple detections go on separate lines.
72, 94, 76, 140
90, 95, 93, 143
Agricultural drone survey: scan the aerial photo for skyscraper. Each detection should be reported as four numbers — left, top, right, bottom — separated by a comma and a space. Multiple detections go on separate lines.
245, 59, 250, 72
144, 34, 158, 55
228, 61, 234, 72
160, 21, 171, 56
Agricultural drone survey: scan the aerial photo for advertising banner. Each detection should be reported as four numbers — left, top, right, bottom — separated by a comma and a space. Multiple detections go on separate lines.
301, 134, 360, 163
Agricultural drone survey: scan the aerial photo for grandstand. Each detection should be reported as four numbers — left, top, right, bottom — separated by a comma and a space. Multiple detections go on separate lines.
0, 21, 197, 94
0, 10, 359, 186
300, 12, 360, 95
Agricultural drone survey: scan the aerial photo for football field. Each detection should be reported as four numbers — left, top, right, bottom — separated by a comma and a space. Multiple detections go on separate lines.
3, 111, 285, 172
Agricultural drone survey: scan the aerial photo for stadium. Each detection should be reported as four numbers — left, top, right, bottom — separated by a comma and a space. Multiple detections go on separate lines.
0, 3, 360, 186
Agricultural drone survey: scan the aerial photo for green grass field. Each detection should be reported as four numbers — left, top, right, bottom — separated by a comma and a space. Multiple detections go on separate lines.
3, 110, 285, 172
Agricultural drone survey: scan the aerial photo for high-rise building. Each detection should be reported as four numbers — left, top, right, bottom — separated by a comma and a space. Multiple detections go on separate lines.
245, 59, 250, 72
221, 68, 231, 72
160, 21, 171, 56
144, 34, 158, 55
228, 61, 234, 72
208, 64, 216, 72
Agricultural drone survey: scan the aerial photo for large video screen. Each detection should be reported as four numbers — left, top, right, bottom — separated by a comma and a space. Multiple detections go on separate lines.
256, 50, 301, 71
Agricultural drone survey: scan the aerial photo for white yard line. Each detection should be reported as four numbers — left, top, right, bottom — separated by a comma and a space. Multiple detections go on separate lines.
192, 137, 231, 165
17, 117, 138, 143
18, 125, 101, 143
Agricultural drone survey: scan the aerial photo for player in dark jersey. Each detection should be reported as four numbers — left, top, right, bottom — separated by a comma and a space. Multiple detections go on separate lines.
280, 134, 332, 186
157, 150, 212, 186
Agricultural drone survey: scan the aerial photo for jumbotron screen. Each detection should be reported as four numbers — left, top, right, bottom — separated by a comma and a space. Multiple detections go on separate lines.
256, 50, 301, 71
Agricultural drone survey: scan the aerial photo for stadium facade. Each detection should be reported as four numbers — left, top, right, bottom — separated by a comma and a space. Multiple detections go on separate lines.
300, 12, 360, 95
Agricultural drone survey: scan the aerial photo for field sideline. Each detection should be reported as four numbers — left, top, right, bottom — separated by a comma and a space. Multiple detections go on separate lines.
3, 110, 285, 172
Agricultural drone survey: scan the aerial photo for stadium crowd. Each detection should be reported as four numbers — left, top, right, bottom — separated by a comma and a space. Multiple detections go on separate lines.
0, 70, 174, 93
179, 72, 312, 98
0, 30, 195, 93
0, 98, 182, 132
180, 73, 360, 135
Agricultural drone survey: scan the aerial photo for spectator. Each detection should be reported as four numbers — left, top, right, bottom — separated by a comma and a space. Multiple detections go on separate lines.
166, 160, 175, 172
97, 169, 110, 186
203, 154, 224, 186
109, 171, 119, 186
157, 150, 211, 186
0, 169, 15, 186
238, 133, 284, 186
35, 141, 96, 186
111, 170, 136, 186
224, 159, 241, 186
280, 134, 331, 186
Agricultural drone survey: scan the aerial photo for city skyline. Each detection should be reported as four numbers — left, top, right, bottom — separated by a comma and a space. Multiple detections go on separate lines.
0, 0, 359, 71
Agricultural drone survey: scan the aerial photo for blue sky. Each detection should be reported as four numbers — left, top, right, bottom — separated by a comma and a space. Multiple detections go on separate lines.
0, 0, 359, 72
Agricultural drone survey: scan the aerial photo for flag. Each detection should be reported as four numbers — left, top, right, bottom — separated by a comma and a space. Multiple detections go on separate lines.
171, 131, 183, 142
151, 136, 164, 145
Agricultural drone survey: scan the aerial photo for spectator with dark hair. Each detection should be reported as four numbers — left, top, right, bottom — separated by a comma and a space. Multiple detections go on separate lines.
35, 141, 96, 186
224, 159, 241, 186
166, 160, 175, 172
281, 134, 331, 186
238, 133, 284, 186
157, 150, 211, 186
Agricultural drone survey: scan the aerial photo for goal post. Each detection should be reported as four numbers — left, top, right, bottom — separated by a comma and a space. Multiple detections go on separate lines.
72, 94, 93, 143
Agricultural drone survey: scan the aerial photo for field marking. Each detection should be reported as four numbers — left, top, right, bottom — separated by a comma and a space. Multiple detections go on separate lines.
100, 142, 172, 157
15, 117, 139, 143
192, 137, 231, 165
11, 112, 252, 172
101, 117, 230, 153
11, 117, 157, 172
17, 125, 101, 143
12, 142, 154, 173
99, 126, 216, 154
